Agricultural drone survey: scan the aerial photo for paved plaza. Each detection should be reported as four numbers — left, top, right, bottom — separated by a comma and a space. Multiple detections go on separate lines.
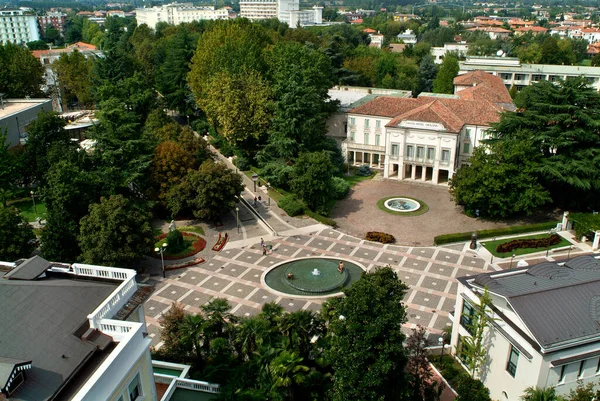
143, 225, 491, 348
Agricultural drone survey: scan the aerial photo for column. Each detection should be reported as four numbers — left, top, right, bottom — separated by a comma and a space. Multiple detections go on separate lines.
421, 166, 427, 181
399, 163, 404, 179
432, 168, 439, 184
561, 211, 569, 231
593, 231, 600, 251
448, 169, 454, 181
411, 164, 416, 180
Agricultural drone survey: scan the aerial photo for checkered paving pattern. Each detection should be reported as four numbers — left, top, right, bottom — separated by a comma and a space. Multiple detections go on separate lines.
144, 228, 490, 347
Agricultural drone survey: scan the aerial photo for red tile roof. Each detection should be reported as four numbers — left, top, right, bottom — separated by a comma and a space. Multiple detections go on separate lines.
514, 26, 548, 32
453, 70, 513, 104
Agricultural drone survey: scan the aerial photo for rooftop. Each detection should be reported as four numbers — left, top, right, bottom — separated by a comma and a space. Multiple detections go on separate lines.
461, 56, 600, 76
468, 255, 600, 349
0, 99, 52, 120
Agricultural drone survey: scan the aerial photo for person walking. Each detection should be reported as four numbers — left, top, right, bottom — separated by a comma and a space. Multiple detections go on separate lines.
262, 245, 267, 256
260, 238, 265, 248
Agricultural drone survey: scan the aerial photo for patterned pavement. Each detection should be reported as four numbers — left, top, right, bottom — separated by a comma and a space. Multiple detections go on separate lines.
144, 226, 491, 348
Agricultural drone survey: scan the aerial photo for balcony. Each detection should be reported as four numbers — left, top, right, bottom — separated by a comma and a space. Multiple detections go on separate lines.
345, 141, 385, 152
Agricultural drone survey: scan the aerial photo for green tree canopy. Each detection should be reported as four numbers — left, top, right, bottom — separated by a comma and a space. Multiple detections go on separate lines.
0, 206, 35, 261
433, 53, 458, 94
291, 151, 334, 211
0, 42, 44, 98
52, 49, 94, 109
79, 195, 154, 267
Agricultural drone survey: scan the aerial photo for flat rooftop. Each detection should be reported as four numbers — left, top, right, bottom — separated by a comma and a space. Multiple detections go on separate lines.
0, 99, 52, 120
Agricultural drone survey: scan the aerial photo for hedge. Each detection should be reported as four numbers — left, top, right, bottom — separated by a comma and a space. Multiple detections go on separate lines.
434, 221, 559, 245
278, 195, 305, 217
496, 234, 561, 253
366, 231, 396, 244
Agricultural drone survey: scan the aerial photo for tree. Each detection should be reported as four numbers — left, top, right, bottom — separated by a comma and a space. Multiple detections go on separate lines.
151, 141, 196, 201
157, 302, 190, 362
0, 206, 35, 261
326, 267, 409, 401
406, 326, 445, 401
44, 26, 61, 44
522, 387, 560, 401
461, 288, 495, 377
167, 161, 244, 221
0, 42, 44, 98
565, 381, 600, 401
180, 313, 207, 366
79, 195, 154, 267
291, 151, 335, 211
269, 351, 310, 401
450, 142, 551, 218
417, 54, 437, 94
27, 40, 49, 50
52, 49, 94, 109
0, 129, 19, 205
433, 53, 458, 94
455, 376, 491, 401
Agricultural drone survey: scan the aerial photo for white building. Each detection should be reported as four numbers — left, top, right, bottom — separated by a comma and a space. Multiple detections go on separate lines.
0, 8, 40, 45
0, 255, 221, 400
451, 255, 600, 401
343, 71, 514, 185
239, 0, 322, 26
431, 43, 469, 64
459, 56, 600, 91
397, 29, 417, 44
136, 3, 229, 29
239, 0, 277, 20
0, 98, 53, 147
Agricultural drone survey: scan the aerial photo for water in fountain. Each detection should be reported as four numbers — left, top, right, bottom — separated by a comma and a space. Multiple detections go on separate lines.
312, 268, 320, 276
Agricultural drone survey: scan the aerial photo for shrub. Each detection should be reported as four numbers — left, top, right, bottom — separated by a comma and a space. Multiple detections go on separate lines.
166, 229, 185, 253
366, 231, 396, 244
260, 162, 295, 190
495, 234, 561, 253
331, 177, 351, 200
278, 195, 305, 217
191, 119, 210, 134
356, 164, 372, 176
569, 212, 600, 238
433, 221, 559, 245
233, 153, 251, 171
209, 131, 234, 157
455, 376, 491, 401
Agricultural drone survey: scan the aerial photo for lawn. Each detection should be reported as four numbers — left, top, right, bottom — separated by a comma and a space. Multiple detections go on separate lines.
178, 226, 205, 236
481, 233, 572, 258
342, 171, 376, 187
154, 233, 205, 259
9, 199, 47, 222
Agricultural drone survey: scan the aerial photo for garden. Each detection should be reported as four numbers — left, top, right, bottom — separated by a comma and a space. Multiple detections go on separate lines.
153, 229, 207, 261
481, 233, 572, 258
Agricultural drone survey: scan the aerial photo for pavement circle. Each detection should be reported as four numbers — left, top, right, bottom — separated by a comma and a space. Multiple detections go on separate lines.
261, 256, 367, 299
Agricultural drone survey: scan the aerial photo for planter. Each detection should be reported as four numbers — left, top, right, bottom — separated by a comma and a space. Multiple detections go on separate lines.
212, 232, 229, 252
153, 232, 206, 260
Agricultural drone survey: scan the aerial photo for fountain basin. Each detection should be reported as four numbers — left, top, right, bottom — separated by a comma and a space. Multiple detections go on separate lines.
384, 197, 420, 212
263, 257, 365, 298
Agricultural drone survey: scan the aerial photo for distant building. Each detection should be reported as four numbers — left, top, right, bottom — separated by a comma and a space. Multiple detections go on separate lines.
368, 33, 384, 48
136, 3, 229, 29
451, 255, 600, 401
37, 12, 66, 36
393, 13, 420, 22
513, 25, 548, 36
239, 0, 322, 26
0, 98, 53, 148
0, 9, 40, 45
239, 0, 277, 20
458, 56, 600, 91
397, 29, 417, 44
467, 26, 511, 40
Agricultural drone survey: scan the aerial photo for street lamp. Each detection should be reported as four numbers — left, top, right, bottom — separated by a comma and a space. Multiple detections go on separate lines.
509, 253, 516, 269
267, 182, 271, 206
567, 245, 574, 261
251, 174, 259, 193
30, 190, 38, 220
235, 207, 240, 234
439, 336, 445, 356
154, 242, 168, 278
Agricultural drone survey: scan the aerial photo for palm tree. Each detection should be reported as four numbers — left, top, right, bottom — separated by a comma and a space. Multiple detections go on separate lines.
179, 313, 206, 366
237, 316, 268, 359
202, 298, 238, 339
269, 350, 310, 401
278, 313, 296, 352
521, 387, 560, 401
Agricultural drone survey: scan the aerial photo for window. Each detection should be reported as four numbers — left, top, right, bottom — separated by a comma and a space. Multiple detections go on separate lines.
442, 149, 451, 162
364, 133, 369, 144
406, 145, 414, 158
549, 75, 560, 82
532, 74, 545, 81
514, 74, 527, 81
128, 374, 141, 401
559, 365, 567, 383
375, 134, 380, 146
376, 119, 381, 128
391, 144, 399, 156
465, 129, 471, 139
463, 143, 470, 154
500, 73, 512, 80
460, 300, 477, 334
578, 360, 585, 378
427, 147, 435, 160
350, 117, 355, 125
457, 335, 469, 365
416, 146, 424, 159
365, 119, 370, 128
506, 345, 519, 377
350, 131, 355, 141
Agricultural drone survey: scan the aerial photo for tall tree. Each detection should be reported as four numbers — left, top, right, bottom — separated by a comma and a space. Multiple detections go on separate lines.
291, 151, 334, 211
433, 53, 458, 94
406, 326, 445, 401
269, 351, 310, 401
0, 206, 35, 261
151, 141, 196, 201
326, 267, 409, 401
79, 195, 154, 267
0, 42, 44, 98
462, 288, 495, 377
417, 54, 438, 94
52, 49, 94, 109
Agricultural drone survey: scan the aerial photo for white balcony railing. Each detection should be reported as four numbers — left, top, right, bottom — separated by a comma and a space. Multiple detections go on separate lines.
161, 377, 221, 401
345, 141, 385, 152
97, 319, 137, 342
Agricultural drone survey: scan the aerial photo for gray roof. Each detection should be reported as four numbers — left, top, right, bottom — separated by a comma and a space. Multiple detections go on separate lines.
0, 276, 117, 400
469, 256, 600, 349
5, 256, 50, 280
460, 58, 600, 77
0, 357, 31, 393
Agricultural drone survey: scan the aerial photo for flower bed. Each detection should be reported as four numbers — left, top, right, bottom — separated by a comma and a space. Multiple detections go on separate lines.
366, 231, 396, 244
212, 232, 228, 252
165, 257, 205, 271
496, 234, 561, 253
153, 232, 206, 260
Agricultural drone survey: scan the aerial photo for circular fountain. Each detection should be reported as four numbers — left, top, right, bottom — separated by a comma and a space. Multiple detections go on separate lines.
383, 197, 421, 212
263, 257, 365, 297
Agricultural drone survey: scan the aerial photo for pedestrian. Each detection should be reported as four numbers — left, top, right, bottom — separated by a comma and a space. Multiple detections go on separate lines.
262, 245, 267, 256
260, 238, 265, 247
338, 261, 344, 273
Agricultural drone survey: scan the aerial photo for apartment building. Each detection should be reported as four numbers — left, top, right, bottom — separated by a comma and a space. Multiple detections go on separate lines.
458, 56, 600, 91
239, 0, 322, 26
343, 71, 514, 185
238, 0, 277, 20
136, 3, 228, 29
451, 255, 600, 401
37, 12, 66, 36
0, 9, 40, 45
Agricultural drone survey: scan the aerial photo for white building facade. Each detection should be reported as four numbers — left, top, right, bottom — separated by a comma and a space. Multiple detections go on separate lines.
239, 0, 277, 20
451, 256, 600, 401
0, 9, 40, 45
136, 3, 229, 29
431, 43, 469, 64
239, 0, 322, 26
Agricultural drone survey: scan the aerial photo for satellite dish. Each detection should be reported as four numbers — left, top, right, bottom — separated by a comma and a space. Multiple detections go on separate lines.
496, 50, 504, 57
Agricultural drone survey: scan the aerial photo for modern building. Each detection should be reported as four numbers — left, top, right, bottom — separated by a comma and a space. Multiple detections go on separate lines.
431, 42, 469, 64
239, 0, 277, 20
342, 71, 514, 185
135, 3, 229, 29
451, 255, 600, 401
0, 8, 40, 45
239, 0, 322, 26
0, 255, 221, 401
397, 29, 417, 44
0, 98, 53, 148
37, 12, 66, 36
458, 56, 600, 91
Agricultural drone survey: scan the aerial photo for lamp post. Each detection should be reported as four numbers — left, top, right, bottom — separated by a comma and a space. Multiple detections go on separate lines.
567, 245, 574, 261
510, 253, 516, 269
251, 174, 259, 193
267, 182, 271, 206
439, 336, 445, 356
30, 190, 38, 220
155, 242, 167, 278
236, 207, 240, 234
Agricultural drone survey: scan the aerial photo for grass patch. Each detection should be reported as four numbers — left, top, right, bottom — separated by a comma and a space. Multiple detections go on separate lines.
178, 226, 205, 236
342, 171, 376, 187
303, 209, 337, 227
434, 221, 559, 245
482, 233, 572, 258
9, 199, 47, 222
154, 233, 205, 259
376, 196, 429, 216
